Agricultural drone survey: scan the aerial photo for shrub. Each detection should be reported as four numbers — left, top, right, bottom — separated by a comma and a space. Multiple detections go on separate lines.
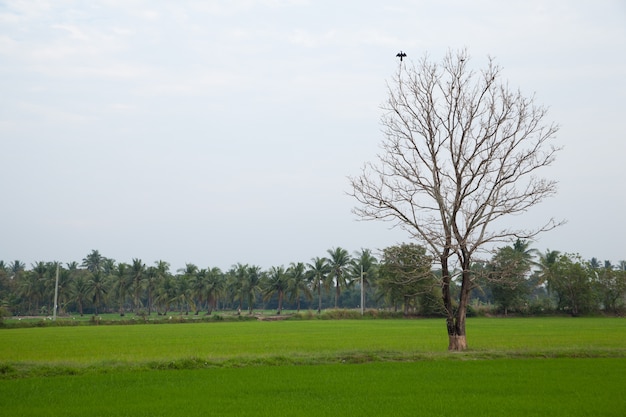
528, 298, 555, 316
136, 309, 148, 321
320, 309, 361, 320
0, 307, 8, 327
291, 310, 315, 320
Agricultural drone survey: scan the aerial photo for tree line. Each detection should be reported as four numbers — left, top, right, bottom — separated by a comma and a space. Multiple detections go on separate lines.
1, 242, 625, 318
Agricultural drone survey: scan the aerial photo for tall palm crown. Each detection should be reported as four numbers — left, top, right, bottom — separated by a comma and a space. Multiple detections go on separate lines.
350, 249, 379, 310
306, 257, 330, 314
327, 247, 352, 308
204, 267, 224, 314
287, 262, 312, 312
82, 250, 104, 273
537, 249, 561, 285
245, 265, 263, 314
263, 266, 288, 315
112, 262, 130, 316
130, 258, 146, 312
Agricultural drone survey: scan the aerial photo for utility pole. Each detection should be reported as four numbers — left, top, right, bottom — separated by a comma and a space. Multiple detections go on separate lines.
360, 265, 364, 316
53, 264, 59, 321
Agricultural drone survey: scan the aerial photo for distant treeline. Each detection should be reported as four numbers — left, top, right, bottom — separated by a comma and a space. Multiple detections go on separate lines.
1, 242, 625, 318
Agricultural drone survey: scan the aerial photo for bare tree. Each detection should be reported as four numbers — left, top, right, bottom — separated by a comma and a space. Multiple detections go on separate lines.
350, 49, 561, 350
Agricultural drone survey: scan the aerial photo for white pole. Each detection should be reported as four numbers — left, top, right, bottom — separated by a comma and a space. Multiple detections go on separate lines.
53, 264, 59, 321
360, 265, 364, 316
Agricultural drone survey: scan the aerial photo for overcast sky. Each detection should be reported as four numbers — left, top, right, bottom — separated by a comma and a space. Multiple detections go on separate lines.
1, 0, 625, 271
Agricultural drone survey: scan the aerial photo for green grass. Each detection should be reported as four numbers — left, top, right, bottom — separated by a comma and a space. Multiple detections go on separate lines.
2, 319, 442, 364
2, 318, 624, 371
1, 317, 625, 416
1, 359, 625, 417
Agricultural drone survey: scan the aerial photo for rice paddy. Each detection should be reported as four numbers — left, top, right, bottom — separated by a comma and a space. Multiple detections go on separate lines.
1, 317, 625, 416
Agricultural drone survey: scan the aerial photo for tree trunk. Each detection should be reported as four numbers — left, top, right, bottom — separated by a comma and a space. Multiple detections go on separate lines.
441, 251, 471, 352
446, 312, 468, 351
277, 291, 283, 315
317, 285, 322, 314
447, 266, 472, 351
448, 334, 467, 350
206, 296, 213, 315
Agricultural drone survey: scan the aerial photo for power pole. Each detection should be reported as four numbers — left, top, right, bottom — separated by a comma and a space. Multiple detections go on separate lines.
53, 264, 59, 321
360, 265, 364, 316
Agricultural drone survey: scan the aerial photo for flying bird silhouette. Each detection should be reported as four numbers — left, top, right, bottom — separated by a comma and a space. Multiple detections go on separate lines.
396, 51, 406, 61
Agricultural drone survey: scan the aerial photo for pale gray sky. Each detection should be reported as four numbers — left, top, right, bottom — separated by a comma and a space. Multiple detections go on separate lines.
1, 0, 625, 271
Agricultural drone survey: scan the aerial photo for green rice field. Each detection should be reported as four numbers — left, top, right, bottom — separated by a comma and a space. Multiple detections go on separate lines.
1, 317, 625, 416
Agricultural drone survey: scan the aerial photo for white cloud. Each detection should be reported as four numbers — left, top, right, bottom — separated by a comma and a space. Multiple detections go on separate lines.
185, 0, 309, 16
0, 34, 18, 53
1, 0, 54, 20
51, 24, 90, 41
1, 0, 625, 268
0, 11, 21, 24
16, 101, 96, 124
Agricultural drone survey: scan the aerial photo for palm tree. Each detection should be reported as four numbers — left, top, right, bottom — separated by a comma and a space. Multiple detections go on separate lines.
537, 249, 560, 285
155, 260, 171, 275
29, 261, 49, 314
244, 265, 263, 314
287, 262, 312, 312
87, 271, 108, 315
229, 263, 248, 314
263, 266, 288, 315
82, 250, 104, 273
130, 259, 146, 313
174, 264, 197, 315
512, 239, 537, 256
0, 261, 11, 307
306, 257, 330, 314
102, 258, 116, 276
178, 263, 198, 277
350, 249, 379, 310
327, 247, 352, 308
144, 266, 158, 315
9, 260, 26, 279
488, 240, 537, 316
204, 267, 224, 314
147, 260, 171, 314
111, 263, 130, 316
18, 271, 42, 315
154, 273, 177, 315
589, 257, 601, 270
191, 268, 209, 314
70, 273, 90, 316
152, 260, 172, 314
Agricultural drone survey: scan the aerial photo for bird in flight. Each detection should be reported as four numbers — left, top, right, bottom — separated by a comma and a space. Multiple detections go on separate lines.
396, 51, 407, 61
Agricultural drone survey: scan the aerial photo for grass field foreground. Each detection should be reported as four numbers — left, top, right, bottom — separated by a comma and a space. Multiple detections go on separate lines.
1, 317, 625, 377
1, 358, 625, 417
1, 317, 625, 417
